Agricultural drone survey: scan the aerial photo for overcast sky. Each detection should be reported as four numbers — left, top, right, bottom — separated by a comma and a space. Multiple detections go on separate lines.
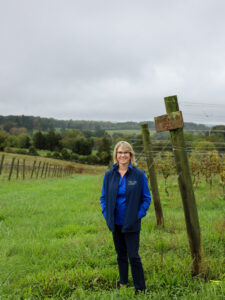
0, 0, 224, 124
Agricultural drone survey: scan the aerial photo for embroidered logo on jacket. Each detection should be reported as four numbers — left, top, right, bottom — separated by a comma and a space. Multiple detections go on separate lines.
128, 180, 137, 185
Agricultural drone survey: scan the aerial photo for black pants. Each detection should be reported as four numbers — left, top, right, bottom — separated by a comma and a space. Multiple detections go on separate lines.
112, 225, 146, 291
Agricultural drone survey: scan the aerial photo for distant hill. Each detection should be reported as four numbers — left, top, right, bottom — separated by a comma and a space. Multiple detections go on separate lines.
0, 115, 210, 133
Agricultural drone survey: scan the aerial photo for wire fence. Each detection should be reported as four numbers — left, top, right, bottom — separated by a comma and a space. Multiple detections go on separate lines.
133, 101, 225, 198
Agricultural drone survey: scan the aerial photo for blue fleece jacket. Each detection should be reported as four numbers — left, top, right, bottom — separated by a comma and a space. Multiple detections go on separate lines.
100, 163, 151, 232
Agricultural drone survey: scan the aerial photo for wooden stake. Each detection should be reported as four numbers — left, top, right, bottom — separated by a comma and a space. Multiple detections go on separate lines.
30, 161, 36, 179
23, 159, 25, 180
8, 157, 15, 181
36, 161, 41, 179
0, 154, 5, 175
141, 123, 164, 226
41, 162, 46, 178
45, 162, 49, 178
48, 164, 51, 177
16, 159, 20, 179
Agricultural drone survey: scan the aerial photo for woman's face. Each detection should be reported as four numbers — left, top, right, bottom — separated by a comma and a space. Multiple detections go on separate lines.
116, 146, 131, 166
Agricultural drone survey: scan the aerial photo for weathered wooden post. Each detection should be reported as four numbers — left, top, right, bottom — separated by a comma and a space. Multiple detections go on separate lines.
141, 123, 164, 226
30, 160, 36, 179
155, 95, 205, 275
36, 161, 41, 179
23, 159, 26, 180
45, 162, 49, 178
56, 166, 60, 177
16, 159, 20, 179
41, 162, 46, 178
48, 164, 51, 177
8, 157, 15, 181
52, 165, 56, 177
0, 154, 5, 175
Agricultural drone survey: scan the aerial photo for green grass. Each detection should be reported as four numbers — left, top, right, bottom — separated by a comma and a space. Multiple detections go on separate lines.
106, 129, 143, 136
0, 174, 224, 299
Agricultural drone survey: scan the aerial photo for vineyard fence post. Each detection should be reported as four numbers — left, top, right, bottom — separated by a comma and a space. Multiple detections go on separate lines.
8, 157, 15, 181
16, 159, 19, 179
48, 164, 51, 177
41, 162, 45, 177
45, 162, 49, 178
36, 161, 41, 179
155, 95, 205, 276
0, 154, 5, 176
23, 159, 25, 180
141, 123, 164, 226
31, 160, 36, 179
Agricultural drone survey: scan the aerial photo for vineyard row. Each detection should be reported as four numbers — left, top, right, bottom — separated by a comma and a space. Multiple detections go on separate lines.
0, 154, 80, 181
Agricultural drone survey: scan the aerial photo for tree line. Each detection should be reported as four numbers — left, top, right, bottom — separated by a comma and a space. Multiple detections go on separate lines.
0, 115, 210, 133
0, 114, 224, 165
0, 128, 112, 165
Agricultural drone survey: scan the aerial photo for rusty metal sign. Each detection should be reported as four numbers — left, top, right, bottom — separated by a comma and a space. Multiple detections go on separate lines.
154, 111, 184, 132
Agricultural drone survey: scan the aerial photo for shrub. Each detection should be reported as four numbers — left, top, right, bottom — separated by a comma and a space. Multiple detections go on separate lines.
4, 147, 12, 153
98, 151, 111, 165
16, 149, 28, 155
28, 146, 39, 156
70, 153, 79, 161
61, 148, 71, 160
52, 151, 61, 159
46, 152, 53, 158
86, 154, 100, 165
77, 155, 87, 164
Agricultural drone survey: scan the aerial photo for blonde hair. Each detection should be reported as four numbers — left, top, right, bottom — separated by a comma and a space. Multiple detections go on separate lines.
113, 141, 137, 166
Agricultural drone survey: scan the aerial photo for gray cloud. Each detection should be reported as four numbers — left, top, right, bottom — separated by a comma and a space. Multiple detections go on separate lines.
0, 0, 225, 124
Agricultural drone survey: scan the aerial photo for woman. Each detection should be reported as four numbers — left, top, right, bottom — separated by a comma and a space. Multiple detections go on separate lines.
100, 141, 151, 294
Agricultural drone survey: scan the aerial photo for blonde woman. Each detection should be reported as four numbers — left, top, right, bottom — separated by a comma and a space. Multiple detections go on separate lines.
100, 141, 151, 294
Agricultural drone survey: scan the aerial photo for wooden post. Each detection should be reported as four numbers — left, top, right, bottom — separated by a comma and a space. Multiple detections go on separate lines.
56, 166, 59, 177
58, 166, 61, 177
45, 162, 49, 178
30, 160, 36, 179
141, 123, 164, 226
52, 165, 56, 177
0, 154, 5, 175
8, 157, 15, 181
16, 159, 20, 179
41, 162, 46, 178
36, 161, 41, 179
163, 95, 205, 275
23, 159, 26, 180
48, 164, 51, 177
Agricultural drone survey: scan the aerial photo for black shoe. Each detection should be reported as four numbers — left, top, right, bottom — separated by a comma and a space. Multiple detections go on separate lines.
117, 282, 128, 289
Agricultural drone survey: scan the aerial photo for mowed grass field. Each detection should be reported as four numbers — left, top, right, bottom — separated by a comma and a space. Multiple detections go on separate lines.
106, 129, 150, 136
0, 173, 224, 299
